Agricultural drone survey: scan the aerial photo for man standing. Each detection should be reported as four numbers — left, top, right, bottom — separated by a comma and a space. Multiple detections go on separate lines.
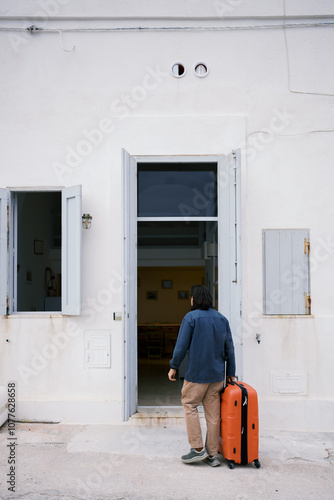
168, 285, 236, 467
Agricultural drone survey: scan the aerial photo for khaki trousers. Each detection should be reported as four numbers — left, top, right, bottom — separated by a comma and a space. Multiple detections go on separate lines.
181, 379, 224, 457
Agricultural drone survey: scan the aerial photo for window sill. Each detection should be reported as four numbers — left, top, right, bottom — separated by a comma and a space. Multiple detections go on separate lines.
259, 314, 314, 319
1, 313, 63, 319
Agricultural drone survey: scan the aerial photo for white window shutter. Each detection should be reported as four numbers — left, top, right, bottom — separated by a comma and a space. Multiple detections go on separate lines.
0, 189, 8, 315
62, 185, 82, 315
263, 229, 310, 315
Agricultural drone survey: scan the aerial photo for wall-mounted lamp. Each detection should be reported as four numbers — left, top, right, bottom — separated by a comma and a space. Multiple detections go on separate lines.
82, 213, 92, 229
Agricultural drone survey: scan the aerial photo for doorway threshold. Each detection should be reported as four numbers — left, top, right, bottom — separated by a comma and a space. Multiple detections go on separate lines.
129, 406, 204, 426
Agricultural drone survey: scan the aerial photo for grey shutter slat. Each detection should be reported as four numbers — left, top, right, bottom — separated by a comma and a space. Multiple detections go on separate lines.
279, 231, 294, 314
61, 185, 82, 315
263, 230, 281, 314
264, 229, 310, 315
0, 189, 8, 315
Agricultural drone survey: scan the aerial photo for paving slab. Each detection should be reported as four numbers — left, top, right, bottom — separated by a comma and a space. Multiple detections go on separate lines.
0, 422, 333, 500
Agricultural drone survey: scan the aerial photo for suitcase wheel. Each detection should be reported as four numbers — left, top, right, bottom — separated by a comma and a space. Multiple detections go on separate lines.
227, 460, 235, 469
254, 459, 261, 469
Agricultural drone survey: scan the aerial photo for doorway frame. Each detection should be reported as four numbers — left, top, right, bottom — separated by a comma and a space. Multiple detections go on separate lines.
122, 151, 242, 421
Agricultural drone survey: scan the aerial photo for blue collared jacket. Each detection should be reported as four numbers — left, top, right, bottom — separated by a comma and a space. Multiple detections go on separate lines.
170, 308, 236, 383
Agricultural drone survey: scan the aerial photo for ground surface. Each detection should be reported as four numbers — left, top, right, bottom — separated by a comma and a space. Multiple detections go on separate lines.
0, 423, 333, 499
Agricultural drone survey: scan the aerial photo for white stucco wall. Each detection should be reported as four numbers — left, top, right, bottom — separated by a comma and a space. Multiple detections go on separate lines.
0, 0, 333, 429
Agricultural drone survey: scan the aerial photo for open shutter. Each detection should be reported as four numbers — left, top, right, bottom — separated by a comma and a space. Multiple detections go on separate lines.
263, 229, 310, 315
0, 189, 8, 315
218, 150, 242, 379
122, 149, 138, 420
62, 185, 82, 315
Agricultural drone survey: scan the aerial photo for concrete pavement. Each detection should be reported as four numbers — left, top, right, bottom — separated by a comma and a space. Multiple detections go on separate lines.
0, 420, 333, 500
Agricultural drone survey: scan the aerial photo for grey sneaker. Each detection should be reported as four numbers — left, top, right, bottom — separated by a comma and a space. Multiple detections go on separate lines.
204, 455, 221, 467
181, 448, 209, 464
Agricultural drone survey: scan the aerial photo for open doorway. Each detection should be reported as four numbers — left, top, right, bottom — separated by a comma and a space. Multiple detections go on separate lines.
137, 220, 218, 406
122, 150, 241, 420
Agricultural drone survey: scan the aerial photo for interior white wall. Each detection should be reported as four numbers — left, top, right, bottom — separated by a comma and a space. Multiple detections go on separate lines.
0, 3, 333, 429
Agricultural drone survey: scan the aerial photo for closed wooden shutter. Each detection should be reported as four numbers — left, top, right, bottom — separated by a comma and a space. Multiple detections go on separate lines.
263, 229, 310, 315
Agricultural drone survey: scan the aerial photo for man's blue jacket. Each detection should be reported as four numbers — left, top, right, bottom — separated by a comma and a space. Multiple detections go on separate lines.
169, 308, 236, 383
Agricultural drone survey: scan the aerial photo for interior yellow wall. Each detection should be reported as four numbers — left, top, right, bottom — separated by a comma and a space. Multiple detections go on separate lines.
137, 266, 204, 324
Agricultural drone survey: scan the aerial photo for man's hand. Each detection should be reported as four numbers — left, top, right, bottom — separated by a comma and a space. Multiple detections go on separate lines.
168, 368, 177, 381
227, 376, 236, 384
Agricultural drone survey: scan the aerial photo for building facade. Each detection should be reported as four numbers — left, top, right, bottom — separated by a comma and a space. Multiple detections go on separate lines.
0, 0, 334, 431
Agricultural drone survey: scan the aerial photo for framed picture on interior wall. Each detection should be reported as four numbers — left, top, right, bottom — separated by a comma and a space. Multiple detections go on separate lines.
161, 280, 173, 289
34, 240, 44, 255
178, 291, 189, 300
146, 291, 158, 300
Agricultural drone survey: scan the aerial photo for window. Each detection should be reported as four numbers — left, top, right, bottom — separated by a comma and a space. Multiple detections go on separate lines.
0, 186, 82, 315
138, 221, 209, 247
263, 229, 311, 315
137, 163, 217, 217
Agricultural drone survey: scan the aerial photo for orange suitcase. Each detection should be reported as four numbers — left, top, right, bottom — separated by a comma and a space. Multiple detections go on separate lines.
219, 381, 260, 469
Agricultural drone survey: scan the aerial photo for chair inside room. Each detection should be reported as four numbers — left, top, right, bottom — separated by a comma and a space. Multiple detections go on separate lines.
147, 331, 164, 359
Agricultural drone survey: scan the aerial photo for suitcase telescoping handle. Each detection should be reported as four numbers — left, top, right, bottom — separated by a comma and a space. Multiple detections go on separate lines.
222, 357, 228, 393
222, 357, 237, 393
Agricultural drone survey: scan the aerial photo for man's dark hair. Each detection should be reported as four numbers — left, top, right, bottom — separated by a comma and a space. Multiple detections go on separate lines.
190, 285, 213, 311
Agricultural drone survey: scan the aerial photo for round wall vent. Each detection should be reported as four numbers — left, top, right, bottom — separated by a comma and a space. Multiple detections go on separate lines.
171, 63, 186, 78
194, 63, 208, 77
